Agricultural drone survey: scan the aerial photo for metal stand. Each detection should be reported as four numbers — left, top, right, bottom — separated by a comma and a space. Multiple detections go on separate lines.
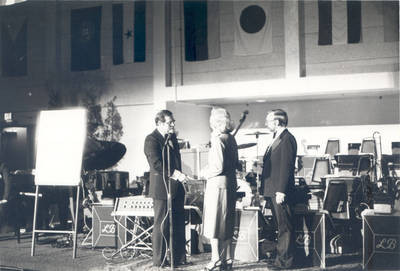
31, 184, 80, 259
244, 131, 269, 189
166, 142, 174, 270
255, 133, 260, 188
81, 228, 92, 246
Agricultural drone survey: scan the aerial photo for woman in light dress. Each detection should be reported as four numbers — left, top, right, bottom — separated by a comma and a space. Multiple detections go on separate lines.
202, 108, 239, 271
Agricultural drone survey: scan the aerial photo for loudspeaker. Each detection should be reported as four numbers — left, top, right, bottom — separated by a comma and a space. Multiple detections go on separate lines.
363, 212, 400, 270
232, 209, 261, 262
92, 204, 126, 248
294, 212, 326, 268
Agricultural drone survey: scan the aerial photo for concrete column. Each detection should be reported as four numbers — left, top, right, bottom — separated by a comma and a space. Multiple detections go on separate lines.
43, 1, 59, 101
152, 1, 173, 111
284, 0, 301, 78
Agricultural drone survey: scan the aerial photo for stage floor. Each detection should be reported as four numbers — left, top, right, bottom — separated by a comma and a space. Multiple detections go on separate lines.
0, 232, 363, 271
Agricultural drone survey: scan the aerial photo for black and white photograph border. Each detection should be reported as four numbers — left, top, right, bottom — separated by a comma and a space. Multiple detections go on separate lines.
0, 0, 398, 270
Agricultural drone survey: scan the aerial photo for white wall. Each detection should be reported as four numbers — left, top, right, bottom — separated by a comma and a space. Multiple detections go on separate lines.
234, 124, 400, 161
171, 1, 285, 85
169, 0, 398, 86
0, 2, 50, 112
224, 94, 400, 160
113, 103, 154, 179
224, 94, 399, 128
0, 1, 398, 178
304, 1, 399, 75
0, 1, 155, 111
167, 101, 211, 147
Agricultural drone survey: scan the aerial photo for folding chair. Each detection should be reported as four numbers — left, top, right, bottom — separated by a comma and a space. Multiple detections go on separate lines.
325, 139, 340, 158
361, 138, 375, 154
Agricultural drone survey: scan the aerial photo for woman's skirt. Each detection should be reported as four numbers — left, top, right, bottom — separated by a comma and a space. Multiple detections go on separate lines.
202, 176, 236, 240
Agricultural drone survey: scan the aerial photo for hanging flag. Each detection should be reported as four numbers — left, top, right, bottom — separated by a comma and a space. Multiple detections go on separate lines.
233, 1, 272, 56
112, 1, 146, 65
184, 0, 220, 62
71, 6, 102, 71
318, 0, 361, 45
133, 1, 146, 62
383, 1, 399, 42
1, 16, 27, 77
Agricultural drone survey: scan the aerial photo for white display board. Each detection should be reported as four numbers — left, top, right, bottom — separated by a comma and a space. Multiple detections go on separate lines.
34, 108, 86, 186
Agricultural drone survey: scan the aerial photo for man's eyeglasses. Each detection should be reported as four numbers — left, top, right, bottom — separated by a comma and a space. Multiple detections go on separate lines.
165, 120, 175, 125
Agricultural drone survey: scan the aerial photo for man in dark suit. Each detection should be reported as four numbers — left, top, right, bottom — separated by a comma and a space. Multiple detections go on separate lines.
144, 110, 187, 268
260, 109, 297, 270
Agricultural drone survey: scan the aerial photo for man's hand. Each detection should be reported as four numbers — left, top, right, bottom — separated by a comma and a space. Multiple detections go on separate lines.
275, 192, 286, 204
172, 170, 187, 183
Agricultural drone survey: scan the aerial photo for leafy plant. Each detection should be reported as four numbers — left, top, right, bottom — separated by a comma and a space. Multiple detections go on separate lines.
98, 96, 123, 142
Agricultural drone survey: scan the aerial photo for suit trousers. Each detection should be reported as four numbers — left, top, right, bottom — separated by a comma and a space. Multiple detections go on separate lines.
270, 197, 295, 268
152, 185, 186, 267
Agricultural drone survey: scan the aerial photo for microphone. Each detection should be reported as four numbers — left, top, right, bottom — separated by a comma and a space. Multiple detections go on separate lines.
232, 110, 249, 137
240, 110, 249, 121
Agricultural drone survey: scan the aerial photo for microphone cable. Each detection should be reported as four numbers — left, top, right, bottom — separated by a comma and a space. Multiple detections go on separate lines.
160, 133, 172, 266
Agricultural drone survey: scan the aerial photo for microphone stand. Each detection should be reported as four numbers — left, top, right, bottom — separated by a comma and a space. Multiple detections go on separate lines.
165, 134, 174, 270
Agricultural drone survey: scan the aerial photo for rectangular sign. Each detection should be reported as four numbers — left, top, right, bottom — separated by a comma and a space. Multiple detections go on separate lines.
34, 109, 86, 186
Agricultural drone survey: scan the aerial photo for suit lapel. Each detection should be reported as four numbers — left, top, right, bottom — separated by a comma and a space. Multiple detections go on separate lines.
153, 129, 165, 146
270, 133, 283, 152
264, 129, 288, 159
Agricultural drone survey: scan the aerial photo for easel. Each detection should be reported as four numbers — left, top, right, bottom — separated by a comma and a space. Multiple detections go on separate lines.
30, 108, 87, 259
31, 184, 81, 259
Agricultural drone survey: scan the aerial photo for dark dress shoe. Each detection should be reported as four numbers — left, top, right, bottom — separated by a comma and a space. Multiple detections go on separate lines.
177, 261, 192, 267
267, 265, 282, 270
267, 262, 292, 270
158, 260, 174, 268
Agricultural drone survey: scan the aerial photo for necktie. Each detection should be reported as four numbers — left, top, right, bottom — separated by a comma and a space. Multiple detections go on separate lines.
165, 135, 174, 149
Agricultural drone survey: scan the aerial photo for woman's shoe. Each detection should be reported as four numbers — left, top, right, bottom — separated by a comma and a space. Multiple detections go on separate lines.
204, 260, 222, 271
221, 259, 234, 271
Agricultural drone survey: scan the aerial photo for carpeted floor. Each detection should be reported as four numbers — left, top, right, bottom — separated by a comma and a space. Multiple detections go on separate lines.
0, 232, 364, 271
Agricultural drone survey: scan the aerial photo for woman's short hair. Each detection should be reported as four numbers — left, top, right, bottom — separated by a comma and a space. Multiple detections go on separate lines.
209, 107, 234, 133
268, 109, 288, 127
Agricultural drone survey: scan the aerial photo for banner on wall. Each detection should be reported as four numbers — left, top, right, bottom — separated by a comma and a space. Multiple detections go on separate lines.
183, 0, 220, 62
1, 16, 27, 77
112, 1, 146, 65
318, 0, 362, 45
71, 6, 102, 71
233, 1, 272, 56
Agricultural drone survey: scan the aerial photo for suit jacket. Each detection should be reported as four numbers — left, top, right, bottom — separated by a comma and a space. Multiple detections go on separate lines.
204, 132, 239, 189
144, 129, 183, 200
260, 129, 297, 202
